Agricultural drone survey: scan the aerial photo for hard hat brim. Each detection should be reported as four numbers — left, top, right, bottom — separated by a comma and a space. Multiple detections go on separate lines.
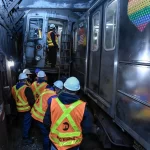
27, 72, 32, 74
64, 84, 80, 91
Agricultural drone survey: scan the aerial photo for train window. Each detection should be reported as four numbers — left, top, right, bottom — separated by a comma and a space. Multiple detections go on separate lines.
28, 18, 43, 40
91, 11, 100, 51
104, 0, 117, 51
73, 29, 78, 52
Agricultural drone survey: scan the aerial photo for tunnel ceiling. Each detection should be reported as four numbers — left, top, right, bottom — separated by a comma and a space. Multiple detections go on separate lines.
0, 0, 96, 36
19, 0, 96, 10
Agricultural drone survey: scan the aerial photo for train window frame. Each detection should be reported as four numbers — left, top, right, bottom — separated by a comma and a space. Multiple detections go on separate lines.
91, 11, 100, 52
28, 18, 43, 40
104, 0, 118, 51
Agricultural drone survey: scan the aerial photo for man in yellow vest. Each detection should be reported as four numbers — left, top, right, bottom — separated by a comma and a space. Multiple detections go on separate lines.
11, 73, 35, 145
31, 71, 50, 100
47, 24, 59, 68
43, 77, 92, 150
31, 80, 63, 150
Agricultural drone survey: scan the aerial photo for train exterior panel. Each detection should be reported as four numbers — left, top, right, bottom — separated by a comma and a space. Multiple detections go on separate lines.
73, 0, 150, 149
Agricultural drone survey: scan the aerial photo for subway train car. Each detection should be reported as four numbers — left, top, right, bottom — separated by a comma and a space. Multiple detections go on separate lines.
0, 0, 150, 150
73, 0, 150, 150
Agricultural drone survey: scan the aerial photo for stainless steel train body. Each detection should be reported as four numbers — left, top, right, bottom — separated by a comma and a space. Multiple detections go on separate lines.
73, 0, 150, 149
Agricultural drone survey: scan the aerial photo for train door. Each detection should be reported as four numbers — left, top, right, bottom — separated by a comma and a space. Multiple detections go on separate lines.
87, 0, 118, 116
24, 15, 47, 67
47, 20, 63, 66
73, 18, 87, 88
88, 7, 102, 94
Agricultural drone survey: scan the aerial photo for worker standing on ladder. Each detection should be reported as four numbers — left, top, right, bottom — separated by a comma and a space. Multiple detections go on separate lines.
43, 77, 93, 150
47, 24, 59, 68
31, 80, 63, 150
31, 71, 51, 100
11, 73, 35, 145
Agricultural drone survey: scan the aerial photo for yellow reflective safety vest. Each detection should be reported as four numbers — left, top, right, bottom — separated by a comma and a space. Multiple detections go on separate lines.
31, 89, 56, 123
50, 98, 86, 150
11, 85, 31, 112
31, 81, 48, 100
47, 31, 58, 47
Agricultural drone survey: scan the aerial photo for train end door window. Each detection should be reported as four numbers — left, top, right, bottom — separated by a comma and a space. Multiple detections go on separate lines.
91, 11, 100, 51
73, 29, 78, 52
28, 18, 43, 40
104, 0, 117, 51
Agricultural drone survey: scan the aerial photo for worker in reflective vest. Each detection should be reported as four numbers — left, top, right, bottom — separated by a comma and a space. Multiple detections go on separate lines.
50, 80, 64, 95
43, 77, 92, 150
34, 68, 41, 81
23, 68, 33, 86
31, 71, 50, 100
47, 24, 59, 68
11, 73, 35, 145
31, 80, 63, 150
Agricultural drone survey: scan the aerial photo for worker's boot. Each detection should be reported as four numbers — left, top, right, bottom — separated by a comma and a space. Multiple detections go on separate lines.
22, 137, 34, 145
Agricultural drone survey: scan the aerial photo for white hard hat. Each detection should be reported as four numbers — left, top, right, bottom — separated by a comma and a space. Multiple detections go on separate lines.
64, 77, 80, 91
19, 73, 28, 80
23, 69, 32, 74
54, 80, 63, 90
50, 24, 55, 29
37, 71, 46, 78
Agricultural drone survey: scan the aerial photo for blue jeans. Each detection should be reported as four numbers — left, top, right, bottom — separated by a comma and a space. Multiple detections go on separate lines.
22, 111, 32, 138
36, 121, 50, 150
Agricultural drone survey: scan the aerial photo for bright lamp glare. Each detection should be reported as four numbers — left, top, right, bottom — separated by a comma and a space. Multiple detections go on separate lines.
8, 60, 14, 67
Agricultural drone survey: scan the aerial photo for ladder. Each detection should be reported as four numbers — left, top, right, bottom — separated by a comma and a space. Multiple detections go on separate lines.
58, 34, 71, 79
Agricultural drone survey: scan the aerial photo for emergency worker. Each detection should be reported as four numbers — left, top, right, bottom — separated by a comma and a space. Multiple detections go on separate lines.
50, 80, 63, 95
31, 80, 63, 150
23, 68, 33, 86
43, 77, 92, 150
34, 68, 41, 81
35, 68, 41, 76
47, 24, 59, 68
31, 71, 50, 100
11, 73, 35, 145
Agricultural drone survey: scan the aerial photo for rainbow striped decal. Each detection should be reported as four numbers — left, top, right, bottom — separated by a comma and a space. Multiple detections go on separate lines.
128, 0, 150, 32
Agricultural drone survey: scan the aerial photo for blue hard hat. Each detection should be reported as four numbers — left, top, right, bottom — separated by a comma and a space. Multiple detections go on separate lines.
35, 68, 41, 74
64, 77, 80, 91
54, 80, 63, 90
